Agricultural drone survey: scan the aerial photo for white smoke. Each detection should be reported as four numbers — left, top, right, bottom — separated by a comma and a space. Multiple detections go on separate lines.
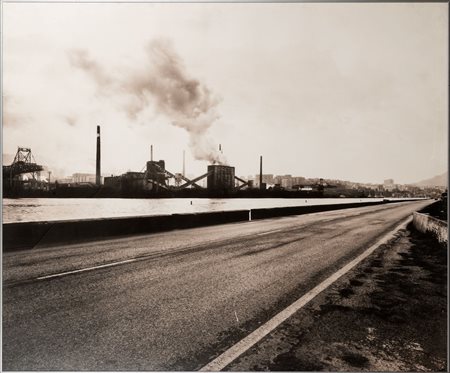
68, 39, 227, 165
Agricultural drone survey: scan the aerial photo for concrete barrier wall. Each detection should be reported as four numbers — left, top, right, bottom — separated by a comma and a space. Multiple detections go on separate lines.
412, 212, 448, 244
2, 210, 250, 251
2, 199, 414, 251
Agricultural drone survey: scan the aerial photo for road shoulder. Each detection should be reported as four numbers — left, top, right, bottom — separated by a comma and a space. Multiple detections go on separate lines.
226, 224, 447, 371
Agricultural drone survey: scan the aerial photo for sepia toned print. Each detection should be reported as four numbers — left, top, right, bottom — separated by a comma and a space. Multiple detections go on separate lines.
2, 2, 447, 371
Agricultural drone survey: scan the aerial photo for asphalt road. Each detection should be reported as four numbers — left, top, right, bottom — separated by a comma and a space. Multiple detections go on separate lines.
2, 200, 431, 371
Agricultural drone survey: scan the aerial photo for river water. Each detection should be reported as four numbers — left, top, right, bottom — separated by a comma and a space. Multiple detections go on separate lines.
3, 197, 411, 223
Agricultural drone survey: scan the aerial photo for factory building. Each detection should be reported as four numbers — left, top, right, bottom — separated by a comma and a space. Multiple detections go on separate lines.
104, 172, 150, 192
146, 160, 167, 187
207, 165, 235, 192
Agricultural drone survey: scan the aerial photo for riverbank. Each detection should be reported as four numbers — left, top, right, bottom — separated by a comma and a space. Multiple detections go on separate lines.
3, 199, 420, 251
4, 197, 399, 224
226, 224, 447, 371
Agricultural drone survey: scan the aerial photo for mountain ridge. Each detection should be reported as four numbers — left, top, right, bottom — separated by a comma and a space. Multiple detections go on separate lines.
413, 172, 447, 187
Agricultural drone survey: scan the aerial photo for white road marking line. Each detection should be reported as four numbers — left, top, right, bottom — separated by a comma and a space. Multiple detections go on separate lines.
256, 228, 284, 236
36, 258, 137, 280
27, 227, 285, 283
199, 216, 412, 371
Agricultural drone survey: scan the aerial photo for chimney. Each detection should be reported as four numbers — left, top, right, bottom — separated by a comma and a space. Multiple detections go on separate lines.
96, 125, 101, 186
182, 150, 185, 177
259, 155, 263, 190
151, 145, 153, 161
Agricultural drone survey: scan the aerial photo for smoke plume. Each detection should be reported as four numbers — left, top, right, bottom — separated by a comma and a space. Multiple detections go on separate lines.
68, 39, 227, 165
68, 50, 113, 89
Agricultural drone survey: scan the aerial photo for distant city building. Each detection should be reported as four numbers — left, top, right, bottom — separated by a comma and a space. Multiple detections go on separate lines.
57, 173, 104, 185
254, 174, 274, 187
56, 177, 73, 184
265, 175, 310, 189
292, 176, 306, 186
262, 174, 274, 184
383, 179, 395, 191
271, 175, 294, 189
281, 176, 293, 189
73, 173, 96, 183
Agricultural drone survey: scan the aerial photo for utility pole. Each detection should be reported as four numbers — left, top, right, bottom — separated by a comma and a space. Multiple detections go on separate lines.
259, 155, 263, 190
96, 125, 101, 186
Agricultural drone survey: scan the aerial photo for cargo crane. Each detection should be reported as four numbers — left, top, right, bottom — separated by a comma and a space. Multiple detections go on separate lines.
3, 147, 44, 188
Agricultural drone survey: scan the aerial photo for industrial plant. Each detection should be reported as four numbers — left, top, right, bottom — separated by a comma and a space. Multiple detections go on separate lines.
95, 125, 285, 196
3, 126, 323, 198
4, 125, 443, 199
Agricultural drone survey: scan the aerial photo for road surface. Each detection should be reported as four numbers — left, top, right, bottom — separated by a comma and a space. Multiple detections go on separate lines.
3, 200, 430, 371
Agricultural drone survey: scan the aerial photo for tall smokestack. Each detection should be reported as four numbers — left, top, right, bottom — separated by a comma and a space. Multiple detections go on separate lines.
96, 125, 101, 186
183, 150, 185, 177
219, 144, 222, 153
259, 155, 263, 190
151, 145, 153, 161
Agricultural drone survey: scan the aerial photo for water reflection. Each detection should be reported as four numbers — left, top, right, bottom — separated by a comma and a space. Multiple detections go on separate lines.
3, 197, 400, 223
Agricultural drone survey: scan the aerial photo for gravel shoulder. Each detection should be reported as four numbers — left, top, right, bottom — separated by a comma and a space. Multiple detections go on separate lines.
226, 224, 447, 371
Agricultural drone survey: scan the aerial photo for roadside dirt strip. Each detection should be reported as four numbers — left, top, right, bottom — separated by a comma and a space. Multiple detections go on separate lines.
224, 224, 447, 372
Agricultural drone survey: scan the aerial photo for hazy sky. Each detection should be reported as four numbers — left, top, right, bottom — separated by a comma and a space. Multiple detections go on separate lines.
3, 2, 448, 184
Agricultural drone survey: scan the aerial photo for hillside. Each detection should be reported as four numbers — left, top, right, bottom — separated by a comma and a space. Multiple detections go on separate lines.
414, 172, 447, 187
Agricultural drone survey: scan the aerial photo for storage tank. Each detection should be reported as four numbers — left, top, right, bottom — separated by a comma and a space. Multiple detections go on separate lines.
207, 165, 235, 192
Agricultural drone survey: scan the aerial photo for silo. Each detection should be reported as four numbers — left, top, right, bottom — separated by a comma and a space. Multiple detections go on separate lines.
207, 165, 235, 192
